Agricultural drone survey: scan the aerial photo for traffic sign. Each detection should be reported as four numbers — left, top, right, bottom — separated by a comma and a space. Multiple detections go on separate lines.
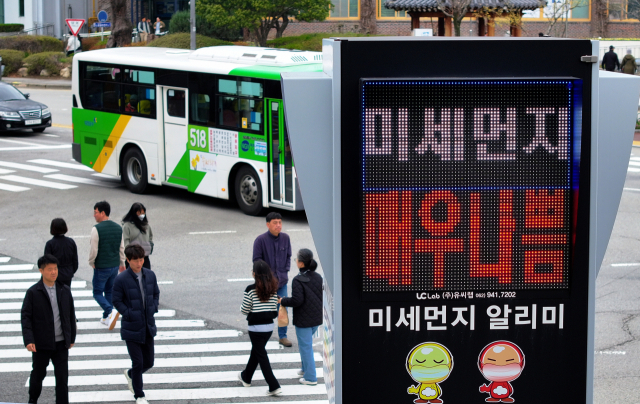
93, 22, 111, 28
97, 10, 108, 23
282, 38, 640, 404
65, 19, 84, 36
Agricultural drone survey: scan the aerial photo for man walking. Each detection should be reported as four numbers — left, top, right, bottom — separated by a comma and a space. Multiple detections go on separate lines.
113, 244, 160, 404
602, 45, 621, 72
137, 18, 150, 43
21, 254, 76, 404
89, 201, 125, 330
621, 49, 637, 75
253, 212, 292, 347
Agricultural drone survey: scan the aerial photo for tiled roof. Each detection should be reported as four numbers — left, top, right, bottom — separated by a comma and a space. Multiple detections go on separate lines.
384, 0, 545, 11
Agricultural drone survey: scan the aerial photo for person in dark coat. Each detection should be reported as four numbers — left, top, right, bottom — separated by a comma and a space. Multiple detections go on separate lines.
602, 45, 621, 71
253, 212, 292, 347
44, 218, 79, 288
279, 249, 323, 386
112, 244, 159, 404
21, 254, 76, 404
621, 49, 637, 75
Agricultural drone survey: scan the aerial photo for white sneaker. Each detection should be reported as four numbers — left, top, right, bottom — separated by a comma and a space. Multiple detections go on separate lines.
107, 311, 120, 331
124, 369, 134, 394
297, 369, 305, 376
100, 317, 109, 326
266, 387, 282, 396
135, 397, 149, 404
299, 377, 317, 385
238, 371, 251, 387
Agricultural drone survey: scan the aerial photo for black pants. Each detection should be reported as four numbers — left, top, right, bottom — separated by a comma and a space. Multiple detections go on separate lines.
125, 330, 155, 398
242, 331, 280, 391
29, 340, 69, 404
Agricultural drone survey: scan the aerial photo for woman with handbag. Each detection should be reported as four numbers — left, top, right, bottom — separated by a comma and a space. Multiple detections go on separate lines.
238, 260, 282, 396
122, 203, 153, 270
279, 249, 322, 386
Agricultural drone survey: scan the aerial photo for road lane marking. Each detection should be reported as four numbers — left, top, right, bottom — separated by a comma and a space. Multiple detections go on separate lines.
0, 319, 205, 332
0, 273, 41, 280
0, 175, 76, 189
52, 123, 72, 129
0, 182, 29, 192
0, 329, 241, 346
91, 173, 118, 180
0, 144, 71, 151
629, 161, 640, 166
0, 290, 92, 299
0, 264, 34, 271
68, 384, 327, 402
628, 167, 640, 172
36, 368, 324, 387
623, 187, 640, 192
0, 168, 15, 174
158, 281, 173, 284
188, 230, 237, 235
0, 352, 319, 372
0, 138, 45, 146
44, 134, 59, 137
0, 257, 10, 263
228, 278, 254, 282
0, 309, 175, 322
611, 263, 640, 267
0, 340, 280, 358
28, 159, 94, 171
0, 161, 58, 173
0, 280, 86, 290
0, 299, 99, 310
44, 174, 121, 187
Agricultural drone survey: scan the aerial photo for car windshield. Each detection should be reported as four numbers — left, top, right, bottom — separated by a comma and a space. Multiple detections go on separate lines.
0, 85, 26, 101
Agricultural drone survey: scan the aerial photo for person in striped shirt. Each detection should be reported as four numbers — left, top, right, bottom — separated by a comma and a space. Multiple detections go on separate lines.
238, 260, 282, 396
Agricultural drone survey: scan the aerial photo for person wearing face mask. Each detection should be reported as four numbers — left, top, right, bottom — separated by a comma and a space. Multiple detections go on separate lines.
278, 249, 323, 386
122, 203, 154, 270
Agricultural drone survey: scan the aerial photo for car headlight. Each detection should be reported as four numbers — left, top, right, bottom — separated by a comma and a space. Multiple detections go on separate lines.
0, 111, 21, 119
42, 108, 50, 116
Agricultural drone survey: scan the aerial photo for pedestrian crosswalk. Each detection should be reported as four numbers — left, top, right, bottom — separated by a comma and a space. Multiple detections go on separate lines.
0, 158, 122, 194
0, 255, 328, 404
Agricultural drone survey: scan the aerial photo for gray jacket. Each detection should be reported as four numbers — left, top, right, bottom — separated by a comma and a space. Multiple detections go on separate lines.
122, 222, 153, 256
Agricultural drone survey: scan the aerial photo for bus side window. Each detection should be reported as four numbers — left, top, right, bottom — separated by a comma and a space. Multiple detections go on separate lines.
190, 93, 211, 124
219, 96, 238, 128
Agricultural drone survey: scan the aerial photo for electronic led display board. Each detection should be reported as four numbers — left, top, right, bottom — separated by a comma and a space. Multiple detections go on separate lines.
361, 80, 579, 292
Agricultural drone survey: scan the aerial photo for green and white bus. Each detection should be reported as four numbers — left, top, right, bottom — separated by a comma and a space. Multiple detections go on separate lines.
71, 46, 322, 215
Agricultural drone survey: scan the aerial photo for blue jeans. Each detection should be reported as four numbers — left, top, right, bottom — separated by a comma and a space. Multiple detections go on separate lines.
296, 325, 318, 382
277, 284, 288, 339
93, 266, 118, 319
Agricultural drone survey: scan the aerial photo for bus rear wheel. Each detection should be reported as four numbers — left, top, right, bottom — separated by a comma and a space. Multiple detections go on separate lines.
122, 147, 148, 194
235, 166, 263, 216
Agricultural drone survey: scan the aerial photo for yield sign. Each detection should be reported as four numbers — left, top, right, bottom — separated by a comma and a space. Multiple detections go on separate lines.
66, 19, 85, 36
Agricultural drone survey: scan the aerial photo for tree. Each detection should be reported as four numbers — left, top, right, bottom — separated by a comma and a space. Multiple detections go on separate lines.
359, 0, 377, 34
198, 0, 331, 46
106, 0, 132, 48
543, 0, 590, 37
590, 0, 609, 37
436, 0, 473, 36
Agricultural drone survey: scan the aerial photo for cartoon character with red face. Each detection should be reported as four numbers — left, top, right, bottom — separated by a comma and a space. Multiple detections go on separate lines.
478, 341, 525, 403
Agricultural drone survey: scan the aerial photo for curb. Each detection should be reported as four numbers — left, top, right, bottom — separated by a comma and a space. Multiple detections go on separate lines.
10, 83, 71, 89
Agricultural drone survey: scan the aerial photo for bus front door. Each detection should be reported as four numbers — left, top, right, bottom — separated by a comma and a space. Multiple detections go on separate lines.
267, 100, 294, 208
162, 87, 189, 187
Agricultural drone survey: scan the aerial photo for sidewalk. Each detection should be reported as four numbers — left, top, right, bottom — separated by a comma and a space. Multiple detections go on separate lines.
635, 131, 640, 147
2, 76, 71, 89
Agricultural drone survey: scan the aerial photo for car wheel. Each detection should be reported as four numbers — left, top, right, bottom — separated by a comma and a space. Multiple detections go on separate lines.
32, 128, 45, 133
122, 147, 148, 194
234, 166, 263, 216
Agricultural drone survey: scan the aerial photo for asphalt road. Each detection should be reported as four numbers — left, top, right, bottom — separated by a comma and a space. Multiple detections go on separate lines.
0, 88, 638, 403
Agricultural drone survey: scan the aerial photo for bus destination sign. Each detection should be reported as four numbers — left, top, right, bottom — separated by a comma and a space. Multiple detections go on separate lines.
362, 79, 580, 293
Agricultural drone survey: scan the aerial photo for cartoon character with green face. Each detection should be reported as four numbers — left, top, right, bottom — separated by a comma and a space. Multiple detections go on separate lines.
406, 342, 454, 404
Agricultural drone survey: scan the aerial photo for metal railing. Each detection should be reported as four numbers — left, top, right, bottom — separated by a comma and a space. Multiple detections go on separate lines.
7, 23, 56, 37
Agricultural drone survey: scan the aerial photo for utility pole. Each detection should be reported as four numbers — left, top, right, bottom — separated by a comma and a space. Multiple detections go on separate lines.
190, 0, 196, 50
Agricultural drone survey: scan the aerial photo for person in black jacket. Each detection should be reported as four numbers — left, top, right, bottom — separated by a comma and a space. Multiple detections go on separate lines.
21, 254, 76, 404
112, 244, 159, 404
279, 249, 323, 386
602, 45, 621, 72
44, 218, 79, 288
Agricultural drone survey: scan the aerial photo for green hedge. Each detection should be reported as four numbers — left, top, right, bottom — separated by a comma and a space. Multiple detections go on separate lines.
0, 49, 25, 76
0, 36, 63, 54
23, 52, 64, 75
0, 24, 24, 33
266, 33, 371, 52
169, 10, 241, 41
146, 33, 231, 49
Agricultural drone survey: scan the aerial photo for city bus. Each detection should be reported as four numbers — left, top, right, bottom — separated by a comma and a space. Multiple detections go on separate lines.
71, 46, 323, 215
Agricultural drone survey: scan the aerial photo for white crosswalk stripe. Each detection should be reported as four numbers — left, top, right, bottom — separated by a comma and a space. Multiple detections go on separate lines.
0, 175, 77, 189
0, 168, 16, 174
92, 173, 119, 180
44, 174, 122, 188
0, 319, 205, 332
0, 280, 86, 290
0, 309, 175, 321
0, 257, 11, 263
0, 161, 58, 173
0, 181, 29, 192
28, 159, 95, 171
0, 256, 327, 403
0, 264, 33, 271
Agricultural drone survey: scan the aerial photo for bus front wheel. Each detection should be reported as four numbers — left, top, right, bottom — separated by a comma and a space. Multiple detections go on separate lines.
235, 166, 263, 216
122, 148, 148, 194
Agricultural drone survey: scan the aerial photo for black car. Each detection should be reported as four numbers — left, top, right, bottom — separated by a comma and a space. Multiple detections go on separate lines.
0, 82, 51, 133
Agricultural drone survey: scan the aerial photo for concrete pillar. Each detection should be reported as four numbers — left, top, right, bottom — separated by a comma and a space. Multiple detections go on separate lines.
444, 16, 452, 36
487, 15, 495, 36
